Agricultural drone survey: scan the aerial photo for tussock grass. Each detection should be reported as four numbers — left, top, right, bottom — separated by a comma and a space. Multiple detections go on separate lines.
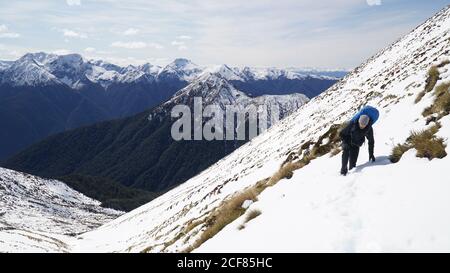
183, 185, 262, 253
330, 146, 342, 156
269, 124, 345, 186
390, 123, 447, 162
408, 129, 447, 160
268, 161, 301, 186
238, 210, 262, 230
244, 209, 262, 223
422, 82, 450, 118
437, 59, 450, 68
184, 219, 204, 235
390, 144, 411, 163
415, 66, 440, 103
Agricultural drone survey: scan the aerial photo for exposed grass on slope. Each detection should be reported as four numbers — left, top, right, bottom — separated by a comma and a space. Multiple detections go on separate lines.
437, 59, 450, 68
238, 209, 262, 230
182, 184, 263, 253
181, 123, 345, 252
409, 129, 447, 160
393, 62, 450, 163
390, 144, 411, 163
422, 82, 450, 118
390, 123, 447, 162
415, 66, 440, 103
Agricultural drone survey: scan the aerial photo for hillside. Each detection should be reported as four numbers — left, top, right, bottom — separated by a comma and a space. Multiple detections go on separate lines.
70, 5, 450, 252
4, 73, 308, 208
0, 55, 339, 161
1, 5, 449, 253
0, 167, 122, 252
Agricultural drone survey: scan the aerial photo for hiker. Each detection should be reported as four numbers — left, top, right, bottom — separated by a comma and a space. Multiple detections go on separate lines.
339, 106, 379, 176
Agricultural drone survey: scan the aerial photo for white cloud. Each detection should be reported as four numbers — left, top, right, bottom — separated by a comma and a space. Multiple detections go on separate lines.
0, 33, 20, 38
123, 28, 139, 36
171, 40, 185, 46
177, 35, 192, 40
148, 42, 164, 49
0, 0, 430, 68
171, 40, 188, 50
6, 50, 23, 58
53, 49, 73, 55
66, 0, 81, 6
366, 0, 382, 6
111, 41, 147, 49
0, 24, 21, 38
62, 29, 87, 39
84, 47, 96, 53
111, 41, 164, 49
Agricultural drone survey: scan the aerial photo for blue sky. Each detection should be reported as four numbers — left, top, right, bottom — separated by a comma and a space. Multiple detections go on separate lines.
0, 0, 448, 69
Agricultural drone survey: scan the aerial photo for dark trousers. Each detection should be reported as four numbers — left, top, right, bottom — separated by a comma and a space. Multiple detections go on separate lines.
341, 144, 360, 173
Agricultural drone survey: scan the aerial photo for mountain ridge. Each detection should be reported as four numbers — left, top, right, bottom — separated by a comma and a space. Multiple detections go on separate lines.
0, 54, 340, 161
4, 73, 309, 202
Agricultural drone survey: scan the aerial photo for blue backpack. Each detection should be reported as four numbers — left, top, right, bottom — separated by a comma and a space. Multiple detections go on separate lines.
350, 105, 379, 125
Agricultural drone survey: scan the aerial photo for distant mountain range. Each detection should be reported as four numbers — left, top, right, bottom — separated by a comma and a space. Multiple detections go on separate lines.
4, 72, 310, 210
0, 52, 345, 161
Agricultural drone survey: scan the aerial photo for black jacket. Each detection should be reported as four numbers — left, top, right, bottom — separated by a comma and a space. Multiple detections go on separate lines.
340, 121, 374, 155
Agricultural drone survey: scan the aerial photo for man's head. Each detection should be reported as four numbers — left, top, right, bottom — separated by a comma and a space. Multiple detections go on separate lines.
358, 114, 370, 129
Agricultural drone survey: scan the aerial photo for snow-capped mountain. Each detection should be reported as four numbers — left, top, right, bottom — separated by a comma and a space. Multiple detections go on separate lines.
0, 60, 13, 71
67, 5, 449, 252
204, 64, 245, 81
151, 72, 309, 129
1, 53, 61, 86
0, 167, 122, 252
157, 58, 203, 82
1, 51, 335, 162
2, 5, 449, 253
5, 71, 310, 201
0, 53, 342, 89
0, 53, 157, 89
203, 64, 342, 82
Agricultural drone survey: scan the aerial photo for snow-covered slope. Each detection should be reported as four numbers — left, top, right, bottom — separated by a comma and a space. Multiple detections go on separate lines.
2, 5, 449, 253
0, 167, 122, 252
1, 53, 61, 86
66, 6, 450, 252
0, 60, 13, 71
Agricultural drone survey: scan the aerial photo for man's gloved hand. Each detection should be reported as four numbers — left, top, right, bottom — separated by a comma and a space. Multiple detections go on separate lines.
369, 154, 376, 162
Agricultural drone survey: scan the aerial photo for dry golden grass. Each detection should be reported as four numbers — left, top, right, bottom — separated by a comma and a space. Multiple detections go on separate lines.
408, 127, 447, 160
437, 59, 450, 68
416, 66, 440, 103
389, 144, 411, 163
238, 209, 262, 230
390, 123, 447, 162
330, 146, 342, 156
423, 82, 450, 117
183, 186, 261, 252
268, 161, 301, 186
244, 209, 262, 223
184, 219, 204, 235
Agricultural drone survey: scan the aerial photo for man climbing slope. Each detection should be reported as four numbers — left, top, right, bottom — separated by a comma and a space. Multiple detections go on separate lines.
339, 105, 379, 176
